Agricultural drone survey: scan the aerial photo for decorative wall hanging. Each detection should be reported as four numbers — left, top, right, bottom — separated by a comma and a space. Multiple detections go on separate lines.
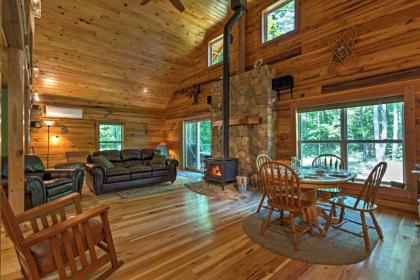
254, 58, 263, 73
174, 84, 201, 105
326, 27, 358, 73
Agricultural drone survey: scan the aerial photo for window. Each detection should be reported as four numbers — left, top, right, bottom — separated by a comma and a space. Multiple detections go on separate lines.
262, 0, 297, 43
298, 99, 404, 185
98, 123, 123, 151
208, 35, 223, 67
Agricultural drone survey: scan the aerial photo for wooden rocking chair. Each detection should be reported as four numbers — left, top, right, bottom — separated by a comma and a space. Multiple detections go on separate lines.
0, 187, 123, 279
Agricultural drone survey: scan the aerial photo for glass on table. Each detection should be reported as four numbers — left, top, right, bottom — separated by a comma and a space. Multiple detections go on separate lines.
291, 157, 302, 174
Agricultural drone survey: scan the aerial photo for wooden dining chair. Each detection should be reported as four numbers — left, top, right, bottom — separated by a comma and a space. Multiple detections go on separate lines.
0, 187, 123, 279
256, 154, 272, 213
312, 154, 346, 197
259, 161, 313, 250
325, 162, 387, 251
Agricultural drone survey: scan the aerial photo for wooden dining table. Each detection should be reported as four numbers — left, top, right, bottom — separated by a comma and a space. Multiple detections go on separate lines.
297, 166, 357, 236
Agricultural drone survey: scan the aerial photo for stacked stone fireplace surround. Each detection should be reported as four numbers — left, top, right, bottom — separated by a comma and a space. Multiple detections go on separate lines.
210, 65, 277, 177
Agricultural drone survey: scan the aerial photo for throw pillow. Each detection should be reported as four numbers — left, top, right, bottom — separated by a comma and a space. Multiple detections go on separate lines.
149, 153, 166, 165
91, 155, 114, 170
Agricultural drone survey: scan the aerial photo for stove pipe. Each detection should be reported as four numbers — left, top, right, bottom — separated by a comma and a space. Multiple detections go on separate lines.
222, 0, 247, 159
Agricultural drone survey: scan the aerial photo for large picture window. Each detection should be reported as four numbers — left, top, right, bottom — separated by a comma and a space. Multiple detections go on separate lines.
208, 35, 223, 67
262, 0, 297, 43
98, 123, 124, 151
298, 99, 404, 184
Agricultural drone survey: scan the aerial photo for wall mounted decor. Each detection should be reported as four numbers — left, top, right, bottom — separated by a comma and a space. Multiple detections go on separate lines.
174, 84, 201, 105
326, 27, 358, 73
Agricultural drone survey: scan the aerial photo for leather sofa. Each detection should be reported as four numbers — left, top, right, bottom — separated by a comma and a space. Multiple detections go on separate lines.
1, 155, 84, 210
85, 149, 179, 195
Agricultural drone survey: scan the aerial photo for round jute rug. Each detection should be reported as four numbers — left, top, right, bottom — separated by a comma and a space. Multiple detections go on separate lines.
243, 209, 380, 265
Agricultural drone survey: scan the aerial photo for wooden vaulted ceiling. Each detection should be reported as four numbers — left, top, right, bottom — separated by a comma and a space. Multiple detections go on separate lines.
33, 0, 230, 109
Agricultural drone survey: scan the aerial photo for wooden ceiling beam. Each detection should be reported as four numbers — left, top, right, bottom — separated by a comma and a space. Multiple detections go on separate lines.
2, 0, 24, 48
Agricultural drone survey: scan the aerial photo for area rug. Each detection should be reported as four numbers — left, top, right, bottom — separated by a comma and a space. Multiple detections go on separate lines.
243, 209, 380, 265
184, 181, 257, 201
116, 176, 190, 199
177, 170, 204, 181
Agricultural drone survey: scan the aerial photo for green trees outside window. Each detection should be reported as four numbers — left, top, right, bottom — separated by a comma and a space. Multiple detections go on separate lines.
99, 123, 123, 151
263, 0, 296, 43
208, 35, 223, 67
184, 120, 212, 171
298, 101, 404, 184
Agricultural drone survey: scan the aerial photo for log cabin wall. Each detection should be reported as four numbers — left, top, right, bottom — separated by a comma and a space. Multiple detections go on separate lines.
30, 98, 166, 167
165, 0, 420, 164
164, 0, 420, 210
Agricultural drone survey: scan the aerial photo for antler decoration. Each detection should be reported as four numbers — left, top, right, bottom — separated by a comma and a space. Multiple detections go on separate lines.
175, 84, 201, 105
326, 27, 358, 73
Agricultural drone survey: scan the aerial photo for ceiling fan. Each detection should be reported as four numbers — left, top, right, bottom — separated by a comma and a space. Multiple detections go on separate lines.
140, 0, 185, 12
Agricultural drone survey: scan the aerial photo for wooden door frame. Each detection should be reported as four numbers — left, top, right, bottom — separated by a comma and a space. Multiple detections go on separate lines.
181, 116, 211, 171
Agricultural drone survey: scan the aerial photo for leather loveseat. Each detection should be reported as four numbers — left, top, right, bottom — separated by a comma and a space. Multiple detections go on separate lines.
85, 149, 178, 195
1, 154, 84, 210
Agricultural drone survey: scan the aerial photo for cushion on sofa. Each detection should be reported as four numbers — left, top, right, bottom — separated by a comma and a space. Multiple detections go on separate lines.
107, 167, 130, 176
127, 165, 152, 173
123, 160, 143, 167
150, 164, 169, 171
149, 153, 166, 165
121, 149, 141, 161
2, 154, 45, 178
92, 150, 121, 163
141, 149, 155, 160
106, 174, 131, 183
44, 178, 73, 188
152, 170, 171, 177
131, 171, 153, 180
91, 155, 114, 170
30, 219, 105, 274
44, 179, 73, 197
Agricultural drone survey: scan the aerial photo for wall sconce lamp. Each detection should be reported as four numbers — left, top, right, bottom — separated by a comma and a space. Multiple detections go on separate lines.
52, 135, 60, 144
43, 120, 55, 167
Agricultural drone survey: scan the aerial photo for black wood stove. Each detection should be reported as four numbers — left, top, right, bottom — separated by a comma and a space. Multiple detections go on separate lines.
204, 0, 246, 190
205, 157, 238, 190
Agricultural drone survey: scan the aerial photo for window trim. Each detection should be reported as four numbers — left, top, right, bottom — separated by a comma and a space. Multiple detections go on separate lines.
97, 121, 125, 151
288, 84, 416, 200
208, 34, 223, 68
261, 0, 299, 45
297, 102, 405, 185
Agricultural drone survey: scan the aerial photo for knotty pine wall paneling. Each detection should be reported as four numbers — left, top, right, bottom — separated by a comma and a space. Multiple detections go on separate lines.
31, 102, 166, 167
165, 0, 420, 210
167, 0, 420, 162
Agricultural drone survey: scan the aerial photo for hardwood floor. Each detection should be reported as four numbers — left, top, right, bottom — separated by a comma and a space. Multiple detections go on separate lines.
1, 177, 419, 280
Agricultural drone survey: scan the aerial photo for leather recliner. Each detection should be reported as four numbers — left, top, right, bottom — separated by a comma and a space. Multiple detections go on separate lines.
1, 155, 84, 210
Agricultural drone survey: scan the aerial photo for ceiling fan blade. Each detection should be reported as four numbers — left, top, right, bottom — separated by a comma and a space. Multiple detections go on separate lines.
169, 0, 185, 12
140, 0, 152, 5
